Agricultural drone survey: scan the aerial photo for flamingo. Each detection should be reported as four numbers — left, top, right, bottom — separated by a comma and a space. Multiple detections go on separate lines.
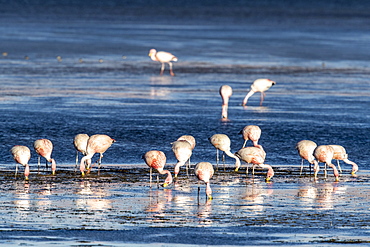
313, 145, 339, 181
219, 85, 232, 119
329, 145, 358, 176
73, 133, 89, 168
143, 150, 173, 187
296, 140, 317, 175
235, 147, 274, 181
34, 139, 56, 175
209, 134, 241, 171
242, 79, 276, 106
240, 125, 263, 150
172, 140, 193, 178
79, 134, 115, 176
10, 145, 31, 180
177, 135, 196, 169
194, 162, 214, 200
148, 49, 178, 76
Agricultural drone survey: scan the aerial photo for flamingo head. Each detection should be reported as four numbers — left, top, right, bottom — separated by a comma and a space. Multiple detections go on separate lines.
148, 49, 157, 57
269, 79, 276, 86
266, 165, 274, 181
162, 171, 173, 187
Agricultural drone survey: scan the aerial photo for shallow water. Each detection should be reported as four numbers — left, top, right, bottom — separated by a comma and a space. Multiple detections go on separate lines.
0, 0, 370, 246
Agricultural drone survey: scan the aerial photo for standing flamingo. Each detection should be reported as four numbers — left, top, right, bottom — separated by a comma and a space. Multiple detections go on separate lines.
240, 125, 263, 150
242, 79, 276, 106
172, 140, 193, 178
177, 135, 196, 165
34, 139, 57, 175
313, 145, 339, 181
329, 145, 358, 176
11, 145, 31, 180
219, 85, 232, 119
148, 49, 178, 76
143, 150, 173, 187
79, 134, 115, 176
73, 134, 89, 166
296, 140, 317, 175
194, 162, 214, 200
235, 147, 274, 181
209, 134, 241, 171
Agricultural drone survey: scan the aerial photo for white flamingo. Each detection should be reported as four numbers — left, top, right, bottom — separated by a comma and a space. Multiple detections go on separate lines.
329, 145, 358, 176
148, 49, 178, 76
209, 134, 241, 171
242, 79, 276, 106
235, 147, 274, 181
296, 140, 317, 175
219, 85, 232, 119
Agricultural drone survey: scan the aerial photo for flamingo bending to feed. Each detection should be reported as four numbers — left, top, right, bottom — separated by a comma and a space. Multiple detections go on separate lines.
240, 125, 263, 150
79, 134, 115, 176
34, 139, 57, 175
143, 150, 173, 187
209, 134, 241, 171
176, 134, 196, 168
313, 145, 339, 181
73, 133, 89, 168
242, 79, 276, 106
219, 85, 232, 119
235, 147, 274, 181
296, 140, 317, 175
148, 49, 178, 76
172, 140, 193, 178
329, 145, 358, 176
11, 145, 31, 180
194, 162, 214, 200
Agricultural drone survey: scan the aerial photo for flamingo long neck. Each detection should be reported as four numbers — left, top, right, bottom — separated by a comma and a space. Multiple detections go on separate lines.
24, 164, 30, 179
205, 182, 212, 199
224, 150, 241, 170
221, 105, 228, 119
242, 90, 255, 105
174, 161, 186, 175
158, 169, 173, 185
343, 159, 358, 173
80, 154, 94, 173
51, 158, 56, 175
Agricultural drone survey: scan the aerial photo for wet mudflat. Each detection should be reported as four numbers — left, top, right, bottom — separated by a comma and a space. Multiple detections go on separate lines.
1, 165, 370, 246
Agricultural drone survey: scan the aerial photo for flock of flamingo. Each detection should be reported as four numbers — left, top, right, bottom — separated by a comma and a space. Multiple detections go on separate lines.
8, 49, 359, 200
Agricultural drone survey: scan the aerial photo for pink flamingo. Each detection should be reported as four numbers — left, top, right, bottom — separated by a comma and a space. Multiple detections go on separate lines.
79, 134, 115, 176
176, 134, 196, 169
143, 150, 173, 187
242, 79, 276, 106
172, 140, 193, 178
209, 134, 241, 171
11, 145, 31, 180
34, 139, 56, 175
235, 146, 274, 181
240, 125, 263, 150
148, 49, 178, 76
194, 162, 214, 200
296, 140, 317, 175
219, 85, 232, 119
329, 145, 358, 176
313, 145, 339, 181
73, 133, 89, 167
